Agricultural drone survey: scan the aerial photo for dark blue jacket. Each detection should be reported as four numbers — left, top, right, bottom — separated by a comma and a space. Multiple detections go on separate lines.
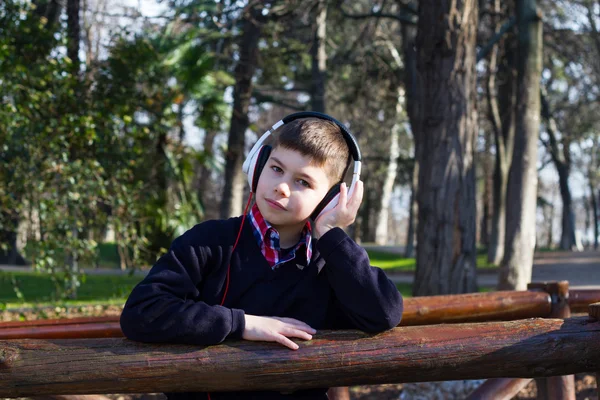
120, 216, 403, 399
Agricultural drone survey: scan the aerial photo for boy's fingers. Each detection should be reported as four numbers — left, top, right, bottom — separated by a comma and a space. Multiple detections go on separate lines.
276, 334, 299, 350
339, 182, 348, 208
282, 327, 313, 341
275, 317, 316, 333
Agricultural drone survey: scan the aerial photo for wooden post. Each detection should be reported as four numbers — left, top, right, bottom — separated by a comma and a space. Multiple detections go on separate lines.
590, 304, 600, 400
528, 281, 575, 400
589, 303, 600, 320
466, 378, 532, 400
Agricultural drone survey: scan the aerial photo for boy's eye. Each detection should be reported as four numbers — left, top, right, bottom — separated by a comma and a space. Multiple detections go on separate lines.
298, 179, 311, 188
271, 165, 283, 173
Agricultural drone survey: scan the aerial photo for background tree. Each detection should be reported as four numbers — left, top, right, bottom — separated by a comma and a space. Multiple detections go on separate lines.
413, 0, 479, 296
498, 0, 543, 290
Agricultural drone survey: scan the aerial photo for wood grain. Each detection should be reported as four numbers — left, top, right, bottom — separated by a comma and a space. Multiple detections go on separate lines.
1, 317, 600, 397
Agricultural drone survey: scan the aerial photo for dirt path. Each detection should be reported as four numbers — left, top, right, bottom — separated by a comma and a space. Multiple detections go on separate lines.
530, 250, 600, 288
385, 250, 600, 289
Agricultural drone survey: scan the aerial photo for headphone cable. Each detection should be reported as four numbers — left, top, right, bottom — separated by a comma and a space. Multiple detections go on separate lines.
207, 192, 253, 400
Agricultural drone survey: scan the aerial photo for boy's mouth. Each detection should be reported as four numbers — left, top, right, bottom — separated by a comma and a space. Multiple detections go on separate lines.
265, 198, 287, 210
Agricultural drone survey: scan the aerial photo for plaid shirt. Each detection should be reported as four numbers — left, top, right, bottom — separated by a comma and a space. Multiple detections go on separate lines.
248, 203, 312, 269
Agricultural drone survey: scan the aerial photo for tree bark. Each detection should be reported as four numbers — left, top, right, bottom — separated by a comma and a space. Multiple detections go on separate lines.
375, 91, 402, 245
498, 0, 543, 291
591, 181, 599, 250
197, 128, 218, 211
0, 209, 26, 265
481, 121, 492, 247
310, 0, 327, 113
414, 0, 479, 296
488, 0, 516, 265
402, 9, 419, 258
67, 0, 81, 71
540, 91, 576, 250
220, 7, 263, 218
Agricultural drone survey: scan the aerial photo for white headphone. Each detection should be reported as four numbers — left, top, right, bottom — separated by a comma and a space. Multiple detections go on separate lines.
242, 111, 362, 220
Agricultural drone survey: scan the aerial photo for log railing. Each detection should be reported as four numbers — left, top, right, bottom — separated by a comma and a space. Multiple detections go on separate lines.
2, 288, 599, 340
2, 284, 599, 399
1, 316, 600, 397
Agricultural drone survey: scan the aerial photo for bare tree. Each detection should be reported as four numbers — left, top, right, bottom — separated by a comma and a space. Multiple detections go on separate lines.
67, 0, 81, 71
402, 5, 419, 258
540, 90, 577, 250
487, 0, 517, 265
311, 0, 327, 113
498, 0, 543, 290
413, 0, 479, 296
220, 5, 265, 218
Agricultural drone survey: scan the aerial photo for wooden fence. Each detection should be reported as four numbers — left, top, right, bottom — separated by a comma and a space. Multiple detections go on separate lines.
1, 314, 599, 397
1, 283, 599, 399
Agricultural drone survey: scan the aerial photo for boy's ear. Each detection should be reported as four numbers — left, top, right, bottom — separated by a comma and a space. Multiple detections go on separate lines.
310, 183, 341, 220
252, 145, 272, 191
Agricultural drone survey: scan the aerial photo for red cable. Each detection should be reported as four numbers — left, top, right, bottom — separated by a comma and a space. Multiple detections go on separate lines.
220, 192, 253, 306
208, 192, 254, 400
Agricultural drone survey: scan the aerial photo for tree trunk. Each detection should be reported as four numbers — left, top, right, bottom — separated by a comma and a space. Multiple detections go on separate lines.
540, 91, 576, 250
0, 210, 25, 265
220, 7, 263, 218
404, 163, 418, 258
414, 0, 479, 296
488, 0, 516, 265
402, 9, 419, 258
197, 129, 218, 208
310, 0, 327, 113
67, 0, 81, 72
32, 0, 62, 30
480, 123, 492, 247
360, 172, 375, 243
498, 0, 542, 291
591, 181, 599, 250
375, 88, 402, 245
557, 162, 576, 250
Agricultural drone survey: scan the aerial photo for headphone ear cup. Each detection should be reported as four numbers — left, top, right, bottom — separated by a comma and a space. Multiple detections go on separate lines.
252, 145, 272, 192
311, 183, 341, 220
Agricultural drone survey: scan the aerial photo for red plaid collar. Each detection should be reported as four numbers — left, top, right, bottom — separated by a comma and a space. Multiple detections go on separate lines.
248, 204, 312, 269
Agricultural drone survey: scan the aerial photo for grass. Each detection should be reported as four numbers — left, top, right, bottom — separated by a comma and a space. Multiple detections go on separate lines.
366, 250, 497, 272
0, 270, 142, 308
0, 269, 491, 309
25, 242, 498, 273
2, 244, 497, 308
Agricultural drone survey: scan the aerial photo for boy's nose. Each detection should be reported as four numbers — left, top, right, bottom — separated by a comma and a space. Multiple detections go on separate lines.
274, 182, 290, 197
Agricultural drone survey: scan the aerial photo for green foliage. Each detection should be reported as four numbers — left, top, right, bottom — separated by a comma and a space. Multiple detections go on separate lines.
0, 0, 231, 300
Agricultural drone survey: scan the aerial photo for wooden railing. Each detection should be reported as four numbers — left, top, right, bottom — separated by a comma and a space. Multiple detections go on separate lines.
1, 283, 599, 399
2, 288, 598, 340
1, 315, 599, 397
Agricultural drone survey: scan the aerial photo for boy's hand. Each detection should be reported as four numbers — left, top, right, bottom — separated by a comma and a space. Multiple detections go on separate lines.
242, 315, 317, 350
314, 180, 364, 238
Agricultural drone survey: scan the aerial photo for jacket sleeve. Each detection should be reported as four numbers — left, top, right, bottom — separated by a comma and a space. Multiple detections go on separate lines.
317, 228, 403, 333
120, 222, 245, 345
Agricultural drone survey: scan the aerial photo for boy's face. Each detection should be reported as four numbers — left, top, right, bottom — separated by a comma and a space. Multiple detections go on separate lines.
255, 147, 332, 231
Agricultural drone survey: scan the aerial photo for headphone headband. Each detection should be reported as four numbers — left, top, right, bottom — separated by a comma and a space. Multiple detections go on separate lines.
242, 111, 362, 220
242, 111, 361, 175
281, 111, 361, 161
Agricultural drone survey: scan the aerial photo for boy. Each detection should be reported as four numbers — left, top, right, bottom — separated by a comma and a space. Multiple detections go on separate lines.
120, 116, 404, 399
